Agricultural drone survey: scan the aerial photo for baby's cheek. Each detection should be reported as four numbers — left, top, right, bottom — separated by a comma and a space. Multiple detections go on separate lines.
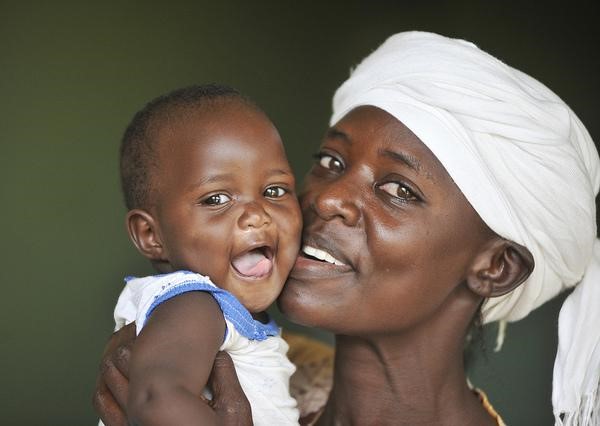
186, 244, 229, 281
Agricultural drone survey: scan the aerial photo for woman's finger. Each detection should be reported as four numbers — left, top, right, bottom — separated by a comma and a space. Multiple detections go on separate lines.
208, 351, 252, 426
104, 323, 136, 377
92, 380, 128, 426
92, 323, 137, 424
99, 355, 130, 412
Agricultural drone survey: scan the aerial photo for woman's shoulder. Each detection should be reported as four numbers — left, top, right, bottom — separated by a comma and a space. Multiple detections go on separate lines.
283, 331, 334, 424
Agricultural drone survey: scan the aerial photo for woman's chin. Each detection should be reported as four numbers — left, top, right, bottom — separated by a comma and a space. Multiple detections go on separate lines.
277, 283, 321, 327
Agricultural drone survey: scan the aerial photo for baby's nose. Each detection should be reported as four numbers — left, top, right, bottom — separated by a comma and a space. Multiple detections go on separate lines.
237, 201, 272, 229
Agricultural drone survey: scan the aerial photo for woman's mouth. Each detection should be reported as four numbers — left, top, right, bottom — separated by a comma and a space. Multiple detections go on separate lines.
290, 243, 354, 279
231, 246, 274, 279
301, 245, 346, 266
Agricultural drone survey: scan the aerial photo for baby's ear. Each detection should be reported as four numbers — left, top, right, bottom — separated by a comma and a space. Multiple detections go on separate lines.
466, 237, 534, 298
125, 209, 167, 262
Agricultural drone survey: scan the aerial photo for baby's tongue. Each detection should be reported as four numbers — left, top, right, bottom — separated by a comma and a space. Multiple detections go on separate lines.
232, 249, 272, 278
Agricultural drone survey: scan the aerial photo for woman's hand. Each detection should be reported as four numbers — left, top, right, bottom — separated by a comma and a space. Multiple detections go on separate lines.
92, 323, 135, 426
207, 352, 253, 426
92, 323, 252, 426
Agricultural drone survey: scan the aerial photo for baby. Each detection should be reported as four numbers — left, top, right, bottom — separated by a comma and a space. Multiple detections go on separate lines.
110, 84, 302, 425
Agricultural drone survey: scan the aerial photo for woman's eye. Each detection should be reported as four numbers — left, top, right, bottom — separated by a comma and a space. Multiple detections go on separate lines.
317, 154, 344, 173
264, 186, 287, 198
203, 193, 232, 206
378, 182, 417, 201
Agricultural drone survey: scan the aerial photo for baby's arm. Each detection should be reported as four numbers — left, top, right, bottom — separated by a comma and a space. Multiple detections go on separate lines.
126, 291, 227, 426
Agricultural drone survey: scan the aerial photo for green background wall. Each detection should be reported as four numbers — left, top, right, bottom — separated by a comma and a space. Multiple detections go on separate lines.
1, 1, 598, 424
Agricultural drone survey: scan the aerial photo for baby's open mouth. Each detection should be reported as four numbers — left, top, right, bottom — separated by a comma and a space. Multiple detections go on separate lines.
232, 246, 274, 278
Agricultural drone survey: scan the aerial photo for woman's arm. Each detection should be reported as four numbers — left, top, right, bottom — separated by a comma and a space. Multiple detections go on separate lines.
126, 291, 225, 425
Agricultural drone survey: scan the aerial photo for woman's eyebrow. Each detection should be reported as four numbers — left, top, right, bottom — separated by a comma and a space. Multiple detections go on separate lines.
325, 128, 352, 144
379, 149, 433, 180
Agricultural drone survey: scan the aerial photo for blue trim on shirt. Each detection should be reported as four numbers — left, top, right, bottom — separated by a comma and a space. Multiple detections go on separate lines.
124, 270, 196, 283
140, 272, 279, 341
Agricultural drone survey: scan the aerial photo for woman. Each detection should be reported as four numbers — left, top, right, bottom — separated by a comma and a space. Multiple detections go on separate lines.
94, 32, 600, 425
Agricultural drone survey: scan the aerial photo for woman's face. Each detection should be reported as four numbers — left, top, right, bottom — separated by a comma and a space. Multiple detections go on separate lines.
278, 106, 492, 335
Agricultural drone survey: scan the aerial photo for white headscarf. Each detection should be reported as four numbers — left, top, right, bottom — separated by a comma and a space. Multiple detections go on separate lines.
330, 31, 599, 425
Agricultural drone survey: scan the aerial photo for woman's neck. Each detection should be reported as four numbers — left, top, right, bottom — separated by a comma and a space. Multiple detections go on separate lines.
317, 294, 495, 425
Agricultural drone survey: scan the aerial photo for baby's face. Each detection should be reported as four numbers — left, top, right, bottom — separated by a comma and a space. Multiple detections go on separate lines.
151, 102, 302, 313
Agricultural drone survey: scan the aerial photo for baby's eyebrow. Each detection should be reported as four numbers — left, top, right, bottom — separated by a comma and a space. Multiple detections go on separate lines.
186, 173, 235, 191
265, 168, 294, 178
185, 169, 293, 192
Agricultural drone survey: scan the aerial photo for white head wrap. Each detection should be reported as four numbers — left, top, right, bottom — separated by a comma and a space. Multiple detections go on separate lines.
330, 31, 600, 425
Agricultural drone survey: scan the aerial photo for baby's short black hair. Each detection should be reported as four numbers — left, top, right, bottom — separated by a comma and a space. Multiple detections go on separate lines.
120, 84, 251, 210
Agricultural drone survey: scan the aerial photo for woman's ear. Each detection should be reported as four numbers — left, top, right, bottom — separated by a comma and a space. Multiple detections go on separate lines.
125, 209, 167, 262
466, 237, 534, 298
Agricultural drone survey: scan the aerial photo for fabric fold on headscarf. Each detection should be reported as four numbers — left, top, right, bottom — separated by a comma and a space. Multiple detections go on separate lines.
330, 31, 599, 425
553, 239, 600, 425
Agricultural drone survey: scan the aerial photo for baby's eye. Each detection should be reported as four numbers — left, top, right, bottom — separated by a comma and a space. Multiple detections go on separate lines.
203, 193, 232, 206
317, 154, 344, 173
378, 182, 417, 201
264, 186, 287, 198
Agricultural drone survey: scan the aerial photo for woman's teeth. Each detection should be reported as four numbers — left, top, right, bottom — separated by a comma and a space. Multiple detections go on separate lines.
302, 245, 345, 266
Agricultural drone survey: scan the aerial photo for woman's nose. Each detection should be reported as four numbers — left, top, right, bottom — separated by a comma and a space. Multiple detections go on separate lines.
237, 201, 272, 229
309, 179, 361, 226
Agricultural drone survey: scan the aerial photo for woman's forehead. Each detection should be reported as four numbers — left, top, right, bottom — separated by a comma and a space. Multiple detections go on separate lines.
329, 105, 448, 182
